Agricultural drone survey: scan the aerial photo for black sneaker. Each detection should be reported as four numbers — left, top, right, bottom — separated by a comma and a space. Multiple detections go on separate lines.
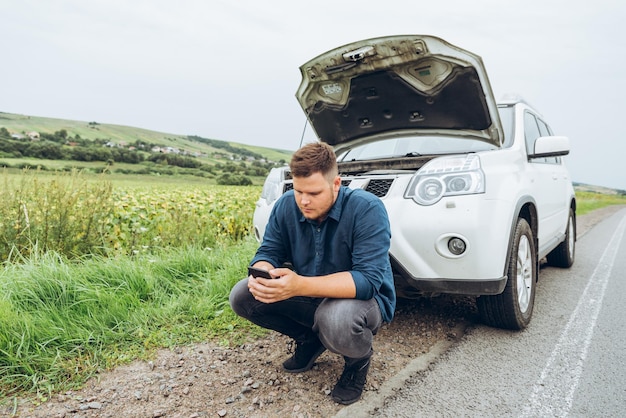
282, 339, 326, 373
331, 356, 371, 405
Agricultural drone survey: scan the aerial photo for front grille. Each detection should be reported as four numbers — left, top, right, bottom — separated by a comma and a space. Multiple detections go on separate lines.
365, 179, 394, 197
283, 178, 394, 198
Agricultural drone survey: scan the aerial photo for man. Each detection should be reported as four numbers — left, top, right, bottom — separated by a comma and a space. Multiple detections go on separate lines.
229, 142, 395, 405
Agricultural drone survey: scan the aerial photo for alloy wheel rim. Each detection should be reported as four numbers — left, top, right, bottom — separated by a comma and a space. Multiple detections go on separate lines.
516, 235, 533, 313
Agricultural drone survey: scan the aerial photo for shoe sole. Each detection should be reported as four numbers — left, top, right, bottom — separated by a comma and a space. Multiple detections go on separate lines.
331, 395, 362, 405
282, 346, 326, 373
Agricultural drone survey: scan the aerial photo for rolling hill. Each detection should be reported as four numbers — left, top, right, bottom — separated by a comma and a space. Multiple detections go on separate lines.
0, 111, 293, 164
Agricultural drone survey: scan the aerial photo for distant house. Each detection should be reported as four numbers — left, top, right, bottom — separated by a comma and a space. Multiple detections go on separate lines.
10, 133, 24, 139
164, 146, 180, 154
27, 131, 40, 140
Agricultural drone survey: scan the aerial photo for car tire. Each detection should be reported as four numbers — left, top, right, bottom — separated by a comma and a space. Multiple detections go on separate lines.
478, 217, 536, 330
546, 208, 576, 268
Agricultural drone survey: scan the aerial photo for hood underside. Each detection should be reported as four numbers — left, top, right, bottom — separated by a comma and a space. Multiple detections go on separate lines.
296, 35, 503, 153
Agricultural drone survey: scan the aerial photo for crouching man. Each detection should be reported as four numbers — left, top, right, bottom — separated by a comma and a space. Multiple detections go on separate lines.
229, 142, 396, 405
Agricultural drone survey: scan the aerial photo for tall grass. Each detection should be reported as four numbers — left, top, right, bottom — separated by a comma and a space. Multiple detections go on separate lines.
0, 239, 262, 397
1, 169, 114, 261
1, 169, 259, 261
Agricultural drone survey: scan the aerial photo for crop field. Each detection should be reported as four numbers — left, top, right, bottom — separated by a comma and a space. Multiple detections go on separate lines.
1, 169, 260, 261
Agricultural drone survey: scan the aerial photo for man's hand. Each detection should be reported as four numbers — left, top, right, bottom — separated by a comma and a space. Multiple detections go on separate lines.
247, 267, 298, 303
247, 266, 357, 303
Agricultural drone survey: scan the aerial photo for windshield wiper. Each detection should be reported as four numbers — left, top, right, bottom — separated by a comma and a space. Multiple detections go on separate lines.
404, 152, 422, 157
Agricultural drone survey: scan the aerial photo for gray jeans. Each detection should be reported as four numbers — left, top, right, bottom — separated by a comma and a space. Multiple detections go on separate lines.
229, 278, 382, 360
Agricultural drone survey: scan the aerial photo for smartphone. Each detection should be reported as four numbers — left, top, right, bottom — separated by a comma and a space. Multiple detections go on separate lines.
248, 266, 274, 279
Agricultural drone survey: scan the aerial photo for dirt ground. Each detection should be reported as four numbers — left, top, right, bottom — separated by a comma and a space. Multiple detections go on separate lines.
3, 206, 623, 418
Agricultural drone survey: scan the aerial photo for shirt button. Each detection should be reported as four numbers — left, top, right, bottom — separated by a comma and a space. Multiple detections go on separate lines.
317, 228, 321, 232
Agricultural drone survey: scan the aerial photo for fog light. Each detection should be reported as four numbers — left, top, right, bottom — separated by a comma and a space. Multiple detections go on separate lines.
448, 237, 466, 255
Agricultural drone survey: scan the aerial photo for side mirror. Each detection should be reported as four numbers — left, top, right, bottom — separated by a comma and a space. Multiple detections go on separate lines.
530, 135, 570, 158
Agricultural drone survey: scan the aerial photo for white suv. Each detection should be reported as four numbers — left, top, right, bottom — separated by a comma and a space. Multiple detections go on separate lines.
253, 35, 576, 330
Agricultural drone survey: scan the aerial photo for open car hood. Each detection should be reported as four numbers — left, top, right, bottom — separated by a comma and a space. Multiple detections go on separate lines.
296, 35, 503, 154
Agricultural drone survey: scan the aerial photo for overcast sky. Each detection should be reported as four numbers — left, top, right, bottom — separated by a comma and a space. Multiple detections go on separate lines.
2, 0, 625, 190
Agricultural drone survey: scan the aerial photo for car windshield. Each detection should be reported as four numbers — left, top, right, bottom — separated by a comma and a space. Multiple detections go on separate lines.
335, 106, 515, 162
336, 136, 497, 162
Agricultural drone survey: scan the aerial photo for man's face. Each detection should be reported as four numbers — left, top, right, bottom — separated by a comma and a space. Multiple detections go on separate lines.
292, 172, 340, 223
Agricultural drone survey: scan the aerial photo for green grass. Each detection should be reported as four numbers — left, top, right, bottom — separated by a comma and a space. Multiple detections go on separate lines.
576, 190, 626, 215
0, 238, 264, 398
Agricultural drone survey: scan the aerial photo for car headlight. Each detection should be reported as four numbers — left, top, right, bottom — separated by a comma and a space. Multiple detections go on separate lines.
404, 154, 485, 205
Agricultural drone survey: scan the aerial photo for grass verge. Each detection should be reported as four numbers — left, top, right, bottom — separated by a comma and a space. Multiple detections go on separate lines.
576, 191, 626, 215
0, 237, 263, 399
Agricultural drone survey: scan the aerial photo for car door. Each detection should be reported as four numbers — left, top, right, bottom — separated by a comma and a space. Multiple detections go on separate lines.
536, 116, 570, 237
523, 111, 563, 249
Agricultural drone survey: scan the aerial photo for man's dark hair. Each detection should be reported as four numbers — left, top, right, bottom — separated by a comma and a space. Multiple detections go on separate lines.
289, 142, 338, 181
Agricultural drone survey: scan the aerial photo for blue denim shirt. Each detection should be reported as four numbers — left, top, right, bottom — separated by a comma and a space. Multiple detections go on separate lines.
251, 186, 396, 323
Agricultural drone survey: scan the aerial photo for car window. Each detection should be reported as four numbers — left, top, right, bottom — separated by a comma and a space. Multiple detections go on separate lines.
524, 112, 541, 153
537, 118, 552, 136
524, 111, 548, 163
535, 118, 560, 164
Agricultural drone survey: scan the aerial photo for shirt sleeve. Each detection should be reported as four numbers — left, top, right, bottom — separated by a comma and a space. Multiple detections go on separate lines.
348, 196, 392, 301
250, 193, 291, 268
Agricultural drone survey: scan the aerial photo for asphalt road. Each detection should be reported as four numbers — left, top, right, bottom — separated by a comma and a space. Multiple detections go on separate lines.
337, 207, 626, 417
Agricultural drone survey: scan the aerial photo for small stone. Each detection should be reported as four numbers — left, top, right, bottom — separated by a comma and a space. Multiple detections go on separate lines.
87, 402, 102, 410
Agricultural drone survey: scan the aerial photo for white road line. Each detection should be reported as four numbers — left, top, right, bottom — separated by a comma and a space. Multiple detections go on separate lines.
521, 213, 626, 418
